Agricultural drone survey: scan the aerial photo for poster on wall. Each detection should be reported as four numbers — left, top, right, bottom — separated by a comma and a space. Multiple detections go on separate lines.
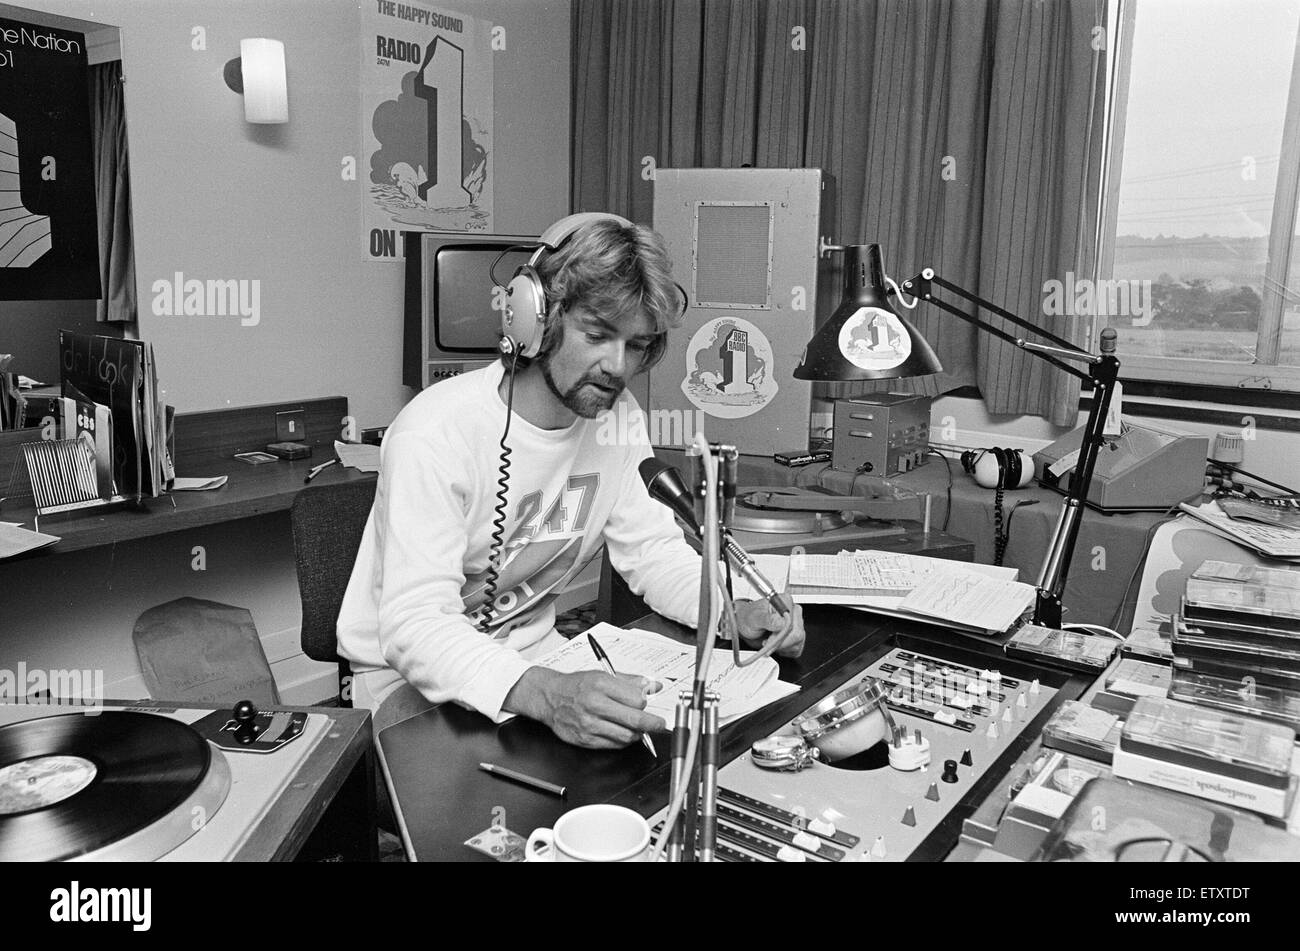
0, 18, 101, 300
360, 1, 494, 263
680, 317, 779, 420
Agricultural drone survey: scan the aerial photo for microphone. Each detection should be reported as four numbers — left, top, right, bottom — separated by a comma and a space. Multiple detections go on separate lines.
639, 458, 699, 533
638, 459, 791, 618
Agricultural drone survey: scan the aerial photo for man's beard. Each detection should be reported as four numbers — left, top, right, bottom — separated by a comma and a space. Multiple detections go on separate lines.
540, 358, 625, 419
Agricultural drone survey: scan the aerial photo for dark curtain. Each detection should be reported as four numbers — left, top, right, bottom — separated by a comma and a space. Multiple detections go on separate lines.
89, 60, 136, 324
572, 0, 1107, 425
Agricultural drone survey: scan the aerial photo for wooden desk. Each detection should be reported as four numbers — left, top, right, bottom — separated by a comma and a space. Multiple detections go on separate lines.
0, 396, 374, 557
376, 606, 1090, 861
235, 701, 377, 862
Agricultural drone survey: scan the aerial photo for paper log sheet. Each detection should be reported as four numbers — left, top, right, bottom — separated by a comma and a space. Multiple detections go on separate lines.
536, 622, 796, 724
900, 570, 1034, 632
789, 551, 933, 589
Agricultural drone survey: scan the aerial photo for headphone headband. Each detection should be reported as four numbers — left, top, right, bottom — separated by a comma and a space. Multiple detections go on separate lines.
534, 212, 633, 258
501, 212, 689, 359
502, 213, 633, 358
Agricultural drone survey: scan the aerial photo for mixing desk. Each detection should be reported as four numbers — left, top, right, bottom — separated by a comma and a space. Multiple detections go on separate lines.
651, 641, 1065, 861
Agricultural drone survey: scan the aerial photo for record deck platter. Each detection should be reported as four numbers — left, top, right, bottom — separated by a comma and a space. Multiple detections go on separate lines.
0, 703, 331, 861
731, 487, 852, 534
730, 481, 923, 534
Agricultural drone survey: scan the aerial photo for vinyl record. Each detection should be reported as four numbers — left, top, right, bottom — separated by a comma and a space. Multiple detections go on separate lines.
0, 711, 210, 862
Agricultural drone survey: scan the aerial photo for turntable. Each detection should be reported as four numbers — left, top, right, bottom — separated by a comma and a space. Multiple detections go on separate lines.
0, 701, 353, 862
731, 480, 924, 534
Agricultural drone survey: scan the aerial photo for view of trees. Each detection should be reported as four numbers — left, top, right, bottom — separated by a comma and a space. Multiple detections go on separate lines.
1148, 276, 1263, 330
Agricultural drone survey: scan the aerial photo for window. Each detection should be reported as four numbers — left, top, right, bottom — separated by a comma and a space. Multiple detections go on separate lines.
1100, 0, 1300, 391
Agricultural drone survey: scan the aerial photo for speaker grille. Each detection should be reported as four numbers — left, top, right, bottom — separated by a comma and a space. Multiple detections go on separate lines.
693, 202, 773, 309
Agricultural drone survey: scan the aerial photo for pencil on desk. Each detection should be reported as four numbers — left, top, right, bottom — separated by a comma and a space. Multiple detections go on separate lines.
303, 459, 339, 484
478, 762, 566, 797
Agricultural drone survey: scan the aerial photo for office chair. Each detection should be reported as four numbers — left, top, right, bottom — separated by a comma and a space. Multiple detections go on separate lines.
290, 478, 377, 707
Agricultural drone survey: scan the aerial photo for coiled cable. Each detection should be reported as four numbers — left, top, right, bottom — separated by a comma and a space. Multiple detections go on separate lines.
993, 484, 1007, 566
478, 352, 520, 632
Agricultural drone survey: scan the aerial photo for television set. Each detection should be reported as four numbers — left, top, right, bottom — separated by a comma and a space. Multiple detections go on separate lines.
403, 231, 539, 388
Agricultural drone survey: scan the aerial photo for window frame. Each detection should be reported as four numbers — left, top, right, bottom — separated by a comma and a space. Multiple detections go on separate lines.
1096, 0, 1300, 393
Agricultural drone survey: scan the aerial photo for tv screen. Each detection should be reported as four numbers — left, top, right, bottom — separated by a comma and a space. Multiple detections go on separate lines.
432, 243, 537, 354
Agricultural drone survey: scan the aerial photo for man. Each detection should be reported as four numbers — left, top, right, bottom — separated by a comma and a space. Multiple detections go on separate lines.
337, 216, 803, 748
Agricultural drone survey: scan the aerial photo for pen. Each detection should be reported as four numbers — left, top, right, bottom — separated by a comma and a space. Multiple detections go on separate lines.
587, 632, 658, 758
303, 459, 339, 485
478, 762, 566, 798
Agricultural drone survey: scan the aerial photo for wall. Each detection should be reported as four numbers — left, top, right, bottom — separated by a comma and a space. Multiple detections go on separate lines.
1, 0, 574, 704
18, 0, 571, 431
4, 300, 112, 384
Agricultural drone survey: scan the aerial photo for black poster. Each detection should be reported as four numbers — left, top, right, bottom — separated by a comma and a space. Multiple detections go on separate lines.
0, 17, 101, 300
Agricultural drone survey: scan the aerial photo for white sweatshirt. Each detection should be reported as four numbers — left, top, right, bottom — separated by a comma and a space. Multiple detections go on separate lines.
336, 361, 702, 721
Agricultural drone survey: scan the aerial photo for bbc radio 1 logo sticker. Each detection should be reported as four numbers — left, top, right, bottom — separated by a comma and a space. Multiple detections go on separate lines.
838, 307, 911, 372
680, 317, 777, 419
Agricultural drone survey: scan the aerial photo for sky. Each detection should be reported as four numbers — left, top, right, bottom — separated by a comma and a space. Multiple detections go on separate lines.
1117, 0, 1300, 238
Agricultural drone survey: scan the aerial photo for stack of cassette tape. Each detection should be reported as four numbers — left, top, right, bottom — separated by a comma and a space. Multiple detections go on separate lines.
1169, 560, 1300, 730
1112, 696, 1298, 819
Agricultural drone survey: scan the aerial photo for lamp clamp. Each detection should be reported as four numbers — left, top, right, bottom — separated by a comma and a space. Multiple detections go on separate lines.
901, 269, 935, 301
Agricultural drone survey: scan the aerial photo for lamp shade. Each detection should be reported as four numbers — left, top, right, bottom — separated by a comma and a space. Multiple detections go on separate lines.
793, 244, 942, 381
240, 38, 288, 124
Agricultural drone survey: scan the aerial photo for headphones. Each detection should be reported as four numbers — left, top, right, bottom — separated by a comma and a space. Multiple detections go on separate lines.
961, 447, 1034, 490
501, 212, 633, 358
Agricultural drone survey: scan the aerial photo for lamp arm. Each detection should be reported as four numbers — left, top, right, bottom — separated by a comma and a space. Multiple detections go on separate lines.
1034, 338, 1119, 627
899, 266, 1123, 629
903, 269, 1088, 358
899, 279, 1090, 382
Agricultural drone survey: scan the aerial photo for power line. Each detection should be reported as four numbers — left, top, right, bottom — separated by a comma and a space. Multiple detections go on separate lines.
1119, 193, 1274, 202
1123, 154, 1281, 185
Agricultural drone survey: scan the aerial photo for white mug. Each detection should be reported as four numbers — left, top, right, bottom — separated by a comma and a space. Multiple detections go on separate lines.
525, 804, 651, 862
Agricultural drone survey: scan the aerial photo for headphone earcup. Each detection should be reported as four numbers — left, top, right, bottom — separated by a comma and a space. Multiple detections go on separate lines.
994, 447, 1014, 489
971, 451, 999, 489
969, 447, 1032, 489
504, 264, 547, 358
1012, 449, 1034, 487
502, 213, 631, 358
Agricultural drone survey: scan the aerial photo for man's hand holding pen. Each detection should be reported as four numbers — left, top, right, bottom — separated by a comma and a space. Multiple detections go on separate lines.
503, 667, 667, 750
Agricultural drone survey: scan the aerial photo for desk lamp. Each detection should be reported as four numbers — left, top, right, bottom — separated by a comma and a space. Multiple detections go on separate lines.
794, 244, 1120, 629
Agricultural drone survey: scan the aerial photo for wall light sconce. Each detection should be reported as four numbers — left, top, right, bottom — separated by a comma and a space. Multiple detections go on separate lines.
223, 38, 288, 124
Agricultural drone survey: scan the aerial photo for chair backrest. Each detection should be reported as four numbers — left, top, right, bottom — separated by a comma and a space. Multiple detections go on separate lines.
290, 478, 378, 664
